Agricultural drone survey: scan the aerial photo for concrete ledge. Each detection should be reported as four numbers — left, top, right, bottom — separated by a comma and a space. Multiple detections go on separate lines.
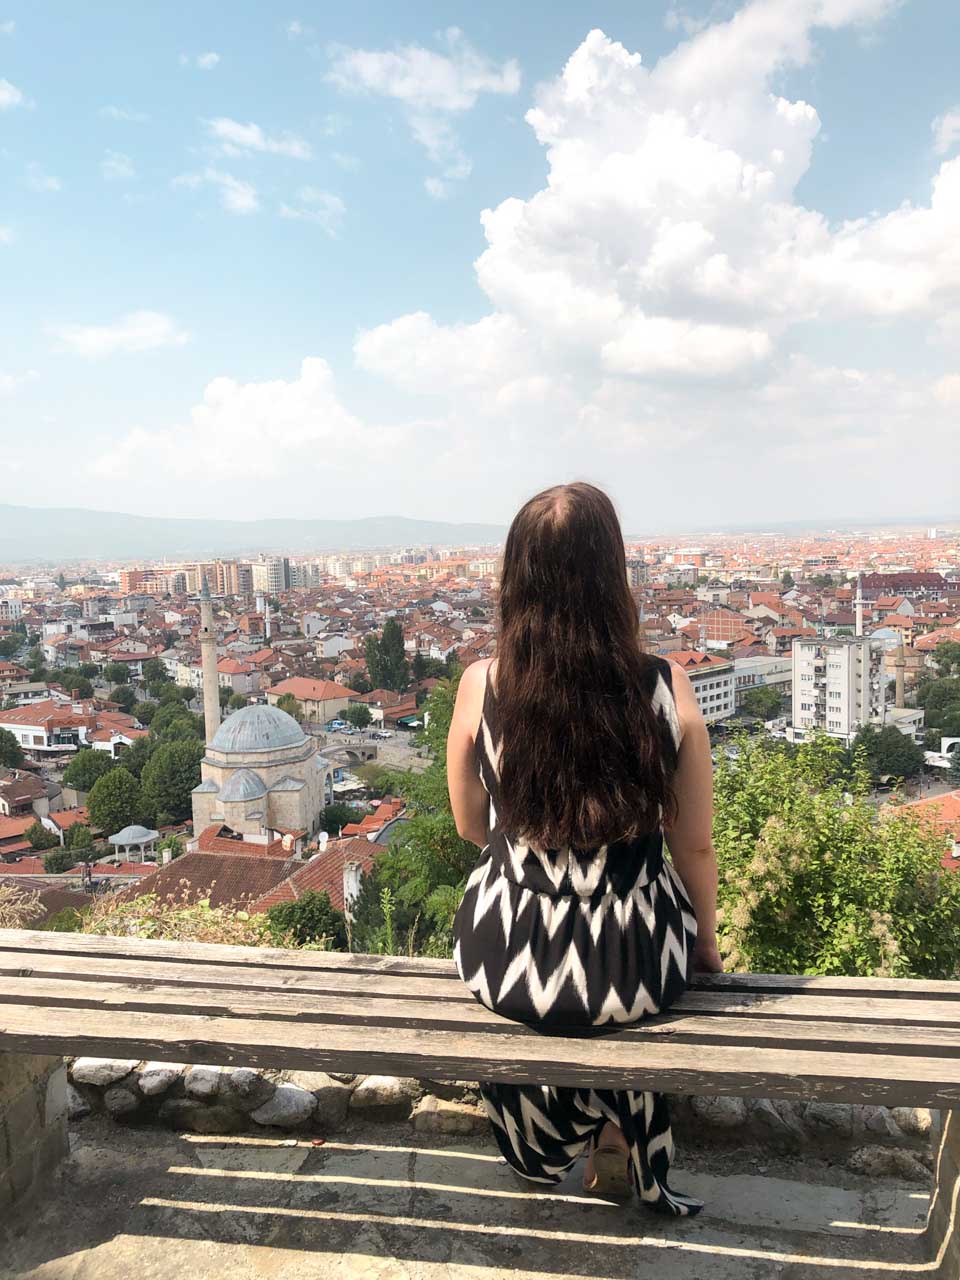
926, 1109, 960, 1279
0, 1053, 69, 1220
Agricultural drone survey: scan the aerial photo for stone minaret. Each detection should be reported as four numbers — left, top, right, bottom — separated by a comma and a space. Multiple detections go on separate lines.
895, 639, 906, 710
854, 575, 864, 638
199, 576, 221, 744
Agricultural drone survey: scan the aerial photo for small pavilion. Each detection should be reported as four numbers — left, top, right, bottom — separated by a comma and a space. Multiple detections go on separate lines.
106, 824, 160, 863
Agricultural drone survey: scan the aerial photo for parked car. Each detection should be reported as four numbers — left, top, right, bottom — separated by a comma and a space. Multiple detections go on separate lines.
374, 729, 394, 738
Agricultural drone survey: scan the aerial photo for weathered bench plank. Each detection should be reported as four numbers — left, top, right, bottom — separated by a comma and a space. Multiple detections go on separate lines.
2, 1001, 960, 1106
5, 976, 960, 1060
4, 946, 959, 1029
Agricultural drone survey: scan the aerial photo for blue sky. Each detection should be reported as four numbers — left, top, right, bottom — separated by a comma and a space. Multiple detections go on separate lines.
1, 0, 959, 530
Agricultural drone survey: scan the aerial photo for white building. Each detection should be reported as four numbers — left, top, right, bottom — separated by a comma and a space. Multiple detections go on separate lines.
0, 598, 23, 622
733, 655, 793, 708
251, 557, 290, 596
671, 652, 736, 724
791, 637, 886, 743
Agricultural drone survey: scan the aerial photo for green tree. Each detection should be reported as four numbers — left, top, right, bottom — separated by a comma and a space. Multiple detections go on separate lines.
321, 802, 365, 834
62, 749, 115, 793
350, 675, 372, 695
781, 571, 795, 589
151, 701, 202, 740
276, 693, 303, 721
228, 692, 247, 711
218, 685, 232, 709
78, 663, 99, 679
141, 739, 205, 823
344, 703, 372, 729
411, 651, 428, 682
852, 724, 926, 783
0, 728, 25, 769
159, 683, 192, 704
87, 767, 150, 837
142, 657, 169, 685
64, 822, 95, 851
109, 685, 137, 712
134, 700, 158, 725
157, 834, 185, 862
740, 685, 784, 720
102, 662, 130, 685
932, 642, 960, 678
365, 619, 409, 693
948, 749, 960, 786
0, 635, 21, 659
349, 673, 475, 955
118, 735, 157, 779
266, 890, 347, 948
43, 847, 78, 874
712, 733, 960, 977
26, 820, 61, 851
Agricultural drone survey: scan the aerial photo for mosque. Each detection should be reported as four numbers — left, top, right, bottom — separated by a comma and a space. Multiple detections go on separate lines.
190, 581, 333, 844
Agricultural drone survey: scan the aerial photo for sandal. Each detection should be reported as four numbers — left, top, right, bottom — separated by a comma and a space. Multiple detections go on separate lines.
582, 1138, 633, 1202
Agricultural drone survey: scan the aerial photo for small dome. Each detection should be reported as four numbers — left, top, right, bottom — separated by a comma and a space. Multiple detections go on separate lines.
269, 775, 304, 792
209, 704, 307, 755
218, 768, 267, 802
108, 824, 160, 845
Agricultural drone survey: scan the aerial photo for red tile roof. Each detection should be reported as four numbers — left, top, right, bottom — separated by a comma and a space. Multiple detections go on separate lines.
269, 676, 359, 702
115, 850, 298, 908
196, 824, 291, 858
250, 837, 380, 913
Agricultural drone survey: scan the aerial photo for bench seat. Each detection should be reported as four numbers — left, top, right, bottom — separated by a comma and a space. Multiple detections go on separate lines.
2, 928, 959, 1107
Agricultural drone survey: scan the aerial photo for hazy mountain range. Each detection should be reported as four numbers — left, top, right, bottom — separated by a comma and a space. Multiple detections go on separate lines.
0, 504, 507, 563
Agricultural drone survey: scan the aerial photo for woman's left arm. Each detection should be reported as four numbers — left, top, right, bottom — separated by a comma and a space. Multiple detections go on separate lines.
446, 660, 490, 848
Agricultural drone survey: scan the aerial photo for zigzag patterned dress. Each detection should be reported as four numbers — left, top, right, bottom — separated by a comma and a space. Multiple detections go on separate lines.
453, 657, 703, 1216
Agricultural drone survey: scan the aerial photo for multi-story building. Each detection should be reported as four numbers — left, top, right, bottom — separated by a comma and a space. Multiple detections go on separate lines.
668, 651, 736, 724
790, 637, 885, 743
251, 556, 291, 596
733, 655, 793, 707
625, 558, 647, 589
0, 598, 23, 622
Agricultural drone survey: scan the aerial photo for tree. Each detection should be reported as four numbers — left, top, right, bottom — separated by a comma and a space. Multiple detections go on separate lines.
159, 683, 192, 704
118, 735, 156, 779
102, 662, 129, 685
228, 692, 247, 711
932, 642, 960, 678
0, 635, 21, 659
266, 890, 347, 948
712, 733, 960, 977
142, 657, 169, 685
78, 663, 99, 679
218, 685, 232, 709
157, 834, 185, 862
151, 701, 202, 740
64, 822, 95, 851
109, 685, 137, 712
87, 767, 150, 837
411, 651, 428, 683
781, 571, 795, 589
43, 847, 78, 874
141, 739, 205, 823
852, 724, 926, 783
62, 749, 115, 793
26, 820, 60, 851
276, 693, 303, 721
344, 703, 372, 730
948, 749, 960, 786
134, 700, 158, 725
365, 619, 409, 693
0, 728, 25, 769
740, 686, 783, 720
350, 675, 372, 695
321, 802, 365, 834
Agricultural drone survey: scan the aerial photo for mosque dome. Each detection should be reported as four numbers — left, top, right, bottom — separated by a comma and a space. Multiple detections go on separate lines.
218, 768, 268, 802
209, 704, 308, 755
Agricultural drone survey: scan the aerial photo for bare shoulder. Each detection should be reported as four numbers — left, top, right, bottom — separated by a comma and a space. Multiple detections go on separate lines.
459, 656, 494, 692
667, 659, 694, 692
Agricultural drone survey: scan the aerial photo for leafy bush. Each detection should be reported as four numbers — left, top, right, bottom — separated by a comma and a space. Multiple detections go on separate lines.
83, 889, 286, 946
712, 733, 960, 977
266, 890, 346, 948
43, 847, 78, 874
26, 820, 60, 851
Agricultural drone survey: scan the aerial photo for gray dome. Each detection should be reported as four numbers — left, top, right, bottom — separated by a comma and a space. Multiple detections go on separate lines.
209, 704, 307, 755
108, 824, 160, 846
219, 769, 268, 802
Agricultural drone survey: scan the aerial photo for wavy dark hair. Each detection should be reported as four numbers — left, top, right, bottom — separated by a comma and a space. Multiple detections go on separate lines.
495, 482, 676, 851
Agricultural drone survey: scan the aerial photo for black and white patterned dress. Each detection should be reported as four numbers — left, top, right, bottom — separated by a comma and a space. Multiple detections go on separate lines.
453, 657, 703, 1216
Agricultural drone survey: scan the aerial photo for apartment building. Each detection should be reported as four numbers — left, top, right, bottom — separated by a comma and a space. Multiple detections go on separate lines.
791, 637, 885, 743
668, 651, 736, 724
251, 556, 291, 596
733, 655, 793, 707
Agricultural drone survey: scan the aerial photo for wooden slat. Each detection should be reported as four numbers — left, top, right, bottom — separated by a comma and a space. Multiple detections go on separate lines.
2, 1001, 959, 1106
3, 949, 958, 1028
3, 975, 960, 1057
4, 930, 958, 999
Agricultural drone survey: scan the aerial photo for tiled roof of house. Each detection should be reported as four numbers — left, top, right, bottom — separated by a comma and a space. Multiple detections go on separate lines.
115, 850, 298, 908
250, 837, 380, 914
269, 676, 359, 702
196, 823, 290, 858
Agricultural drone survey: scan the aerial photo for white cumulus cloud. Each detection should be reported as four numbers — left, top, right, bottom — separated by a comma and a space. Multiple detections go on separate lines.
0, 77, 24, 108
174, 168, 259, 215
180, 51, 220, 70
279, 187, 345, 235
206, 116, 311, 160
327, 27, 519, 196
933, 108, 960, 156
52, 311, 189, 358
101, 150, 135, 180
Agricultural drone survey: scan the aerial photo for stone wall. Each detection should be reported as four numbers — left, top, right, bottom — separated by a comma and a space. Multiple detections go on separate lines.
0, 1054, 69, 1216
66, 1057, 936, 1178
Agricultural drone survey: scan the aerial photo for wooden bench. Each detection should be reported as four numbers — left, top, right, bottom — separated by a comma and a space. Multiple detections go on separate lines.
1, 927, 958, 1275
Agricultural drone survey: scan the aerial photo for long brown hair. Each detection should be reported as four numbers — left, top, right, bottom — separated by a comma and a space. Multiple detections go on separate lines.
495, 482, 676, 850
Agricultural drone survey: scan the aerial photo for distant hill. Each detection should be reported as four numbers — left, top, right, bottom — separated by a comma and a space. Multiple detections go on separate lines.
0, 503, 507, 563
